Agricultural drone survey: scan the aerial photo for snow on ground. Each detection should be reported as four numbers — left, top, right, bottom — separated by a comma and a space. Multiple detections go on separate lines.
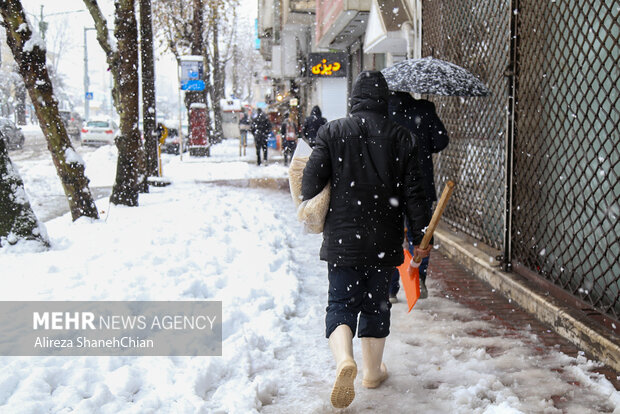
1, 135, 618, 413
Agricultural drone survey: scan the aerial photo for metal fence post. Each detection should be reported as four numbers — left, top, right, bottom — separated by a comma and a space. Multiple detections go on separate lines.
503, 0, 519, 272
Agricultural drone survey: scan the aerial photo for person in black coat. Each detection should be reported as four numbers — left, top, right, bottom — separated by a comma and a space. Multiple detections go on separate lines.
387, 91, 449, 301
302, 105, 327, 147
301, 71, 431, 408
250, 108, 271, 165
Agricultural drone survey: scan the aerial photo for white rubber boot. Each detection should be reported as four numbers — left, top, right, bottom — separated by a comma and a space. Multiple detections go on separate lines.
361, 337, 388, 388
328, 324, 357, 408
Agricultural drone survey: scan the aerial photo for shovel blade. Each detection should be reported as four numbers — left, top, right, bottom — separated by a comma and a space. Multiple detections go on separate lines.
397, 249, 421, 312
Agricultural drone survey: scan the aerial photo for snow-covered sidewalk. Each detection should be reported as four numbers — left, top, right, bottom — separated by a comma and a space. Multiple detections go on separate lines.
1, 138, 618, 413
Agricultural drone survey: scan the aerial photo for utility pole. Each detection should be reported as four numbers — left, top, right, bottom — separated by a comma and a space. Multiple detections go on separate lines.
39, 5, 48, 39
83, 26, 110, 121
83, 28, 91, 121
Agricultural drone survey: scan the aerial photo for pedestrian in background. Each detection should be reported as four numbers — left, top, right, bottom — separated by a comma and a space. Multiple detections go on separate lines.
301, 71, 431, 409
238, 110, 250, 156
301, 105, 327, 148
387, 91, 449, 302
280, 112, 298, 166
250, 108, 271, 166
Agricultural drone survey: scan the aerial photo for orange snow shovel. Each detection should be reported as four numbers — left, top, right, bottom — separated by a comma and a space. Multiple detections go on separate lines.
399, 181, 455, 312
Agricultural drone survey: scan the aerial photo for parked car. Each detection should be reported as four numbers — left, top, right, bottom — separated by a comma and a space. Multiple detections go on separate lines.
0, 118, 25, 150
59, 110, 83, 141
161, 124, 189, 154
81, 119, 119, 146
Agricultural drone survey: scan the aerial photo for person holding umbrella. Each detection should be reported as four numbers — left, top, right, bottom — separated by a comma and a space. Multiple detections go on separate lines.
301, 71, 431, 409
387, 92, 449, 302
381, 57, 489, 302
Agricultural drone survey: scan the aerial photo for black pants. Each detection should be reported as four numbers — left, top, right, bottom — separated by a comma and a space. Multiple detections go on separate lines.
325, 263, 393, 339
255, 144, 268, 165
282, 139, 296, 165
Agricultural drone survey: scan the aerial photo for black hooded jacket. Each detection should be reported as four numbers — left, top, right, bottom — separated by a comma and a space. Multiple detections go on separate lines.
301, 71, 430, 266
388, 92, 449, 202
302, 105, 327, 147
250, 110, 272, 146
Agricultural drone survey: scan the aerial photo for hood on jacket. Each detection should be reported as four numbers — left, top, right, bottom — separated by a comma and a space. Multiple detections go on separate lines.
349, 71, 389, 115
310, 105, 322, 119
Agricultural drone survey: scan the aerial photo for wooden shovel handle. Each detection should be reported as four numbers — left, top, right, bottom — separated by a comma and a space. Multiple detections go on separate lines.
413, 180, 455, 262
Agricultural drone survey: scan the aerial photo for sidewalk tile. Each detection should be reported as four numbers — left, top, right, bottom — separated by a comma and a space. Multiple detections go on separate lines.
428, 252, 619, 390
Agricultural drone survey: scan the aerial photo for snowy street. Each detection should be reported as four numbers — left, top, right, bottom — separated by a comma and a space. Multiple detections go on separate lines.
0, 136, 617, 413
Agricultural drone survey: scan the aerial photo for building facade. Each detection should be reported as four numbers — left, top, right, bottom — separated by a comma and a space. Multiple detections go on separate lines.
257, 0, 315, 126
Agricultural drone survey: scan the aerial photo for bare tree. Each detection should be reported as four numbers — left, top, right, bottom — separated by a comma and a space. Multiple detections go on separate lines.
152, 0, 239, 145
232, 26, 262, 102
0, 0, 99, 221
186, 0, 207, 115
44, 15, 75, 102
14, 82, 26, 124
152, 0, 192, 59
83, 0, 142, 206
0, 64, 22, 119
152, 0, 211, 142
205, 0, 238, 142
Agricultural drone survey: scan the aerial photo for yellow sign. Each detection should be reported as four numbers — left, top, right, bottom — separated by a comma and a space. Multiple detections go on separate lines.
159, 125, 168, 145
311, 59, 342, 76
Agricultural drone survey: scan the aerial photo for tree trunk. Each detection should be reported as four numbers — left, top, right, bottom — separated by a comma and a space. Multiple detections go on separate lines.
232, 43, 241, 99
0, 0, 99, 221
202, 46, 213, 140
83, 0, 142, 205
14, 82, 26, 125
140, 0, 158, 177
184, 0, 208, 139
210, 5, 224, 143
109, 0, 141, 206
0, 135, 49, 248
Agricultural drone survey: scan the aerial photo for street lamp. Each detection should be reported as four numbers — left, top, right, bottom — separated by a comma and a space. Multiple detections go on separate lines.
83, 27, 115, 121
32, 6, 87, 40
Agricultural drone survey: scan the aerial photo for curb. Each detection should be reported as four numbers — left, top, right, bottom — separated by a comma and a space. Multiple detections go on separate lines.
434, 226, 620, 372
197, 177, 290, 191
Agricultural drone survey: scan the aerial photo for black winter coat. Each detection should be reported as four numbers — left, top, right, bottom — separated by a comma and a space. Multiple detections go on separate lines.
301, 71, 430, 267
387, 93, 449, 202
250, 112, 271, 147
302, 106, 327, 147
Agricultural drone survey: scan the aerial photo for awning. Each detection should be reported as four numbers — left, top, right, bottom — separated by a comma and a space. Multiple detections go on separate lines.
316, 0, 371, 50
363, 0, 412, 54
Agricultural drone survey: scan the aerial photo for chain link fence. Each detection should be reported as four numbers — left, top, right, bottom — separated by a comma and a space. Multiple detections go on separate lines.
422, 1, 510, 250
422, 0, 619, 320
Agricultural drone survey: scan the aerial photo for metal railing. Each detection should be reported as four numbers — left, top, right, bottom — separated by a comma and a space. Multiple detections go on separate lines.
422, 0, 619, 320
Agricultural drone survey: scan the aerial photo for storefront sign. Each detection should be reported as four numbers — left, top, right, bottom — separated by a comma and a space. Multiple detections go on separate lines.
308, 53, 348, 78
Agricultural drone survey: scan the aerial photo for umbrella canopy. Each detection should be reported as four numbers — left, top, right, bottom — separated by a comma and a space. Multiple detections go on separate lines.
381, 57, 490, 96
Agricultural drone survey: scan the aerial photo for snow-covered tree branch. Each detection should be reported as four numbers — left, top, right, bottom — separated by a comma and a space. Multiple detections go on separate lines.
0, 0, 99, 222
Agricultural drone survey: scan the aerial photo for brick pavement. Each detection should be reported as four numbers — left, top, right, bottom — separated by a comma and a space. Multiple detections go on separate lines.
428, 251, 620, 391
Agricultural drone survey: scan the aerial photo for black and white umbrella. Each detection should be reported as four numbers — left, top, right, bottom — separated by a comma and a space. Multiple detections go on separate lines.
381, 57, 490, 97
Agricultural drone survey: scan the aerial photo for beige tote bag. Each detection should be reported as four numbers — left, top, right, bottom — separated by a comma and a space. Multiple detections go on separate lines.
288, 139, 330, 233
